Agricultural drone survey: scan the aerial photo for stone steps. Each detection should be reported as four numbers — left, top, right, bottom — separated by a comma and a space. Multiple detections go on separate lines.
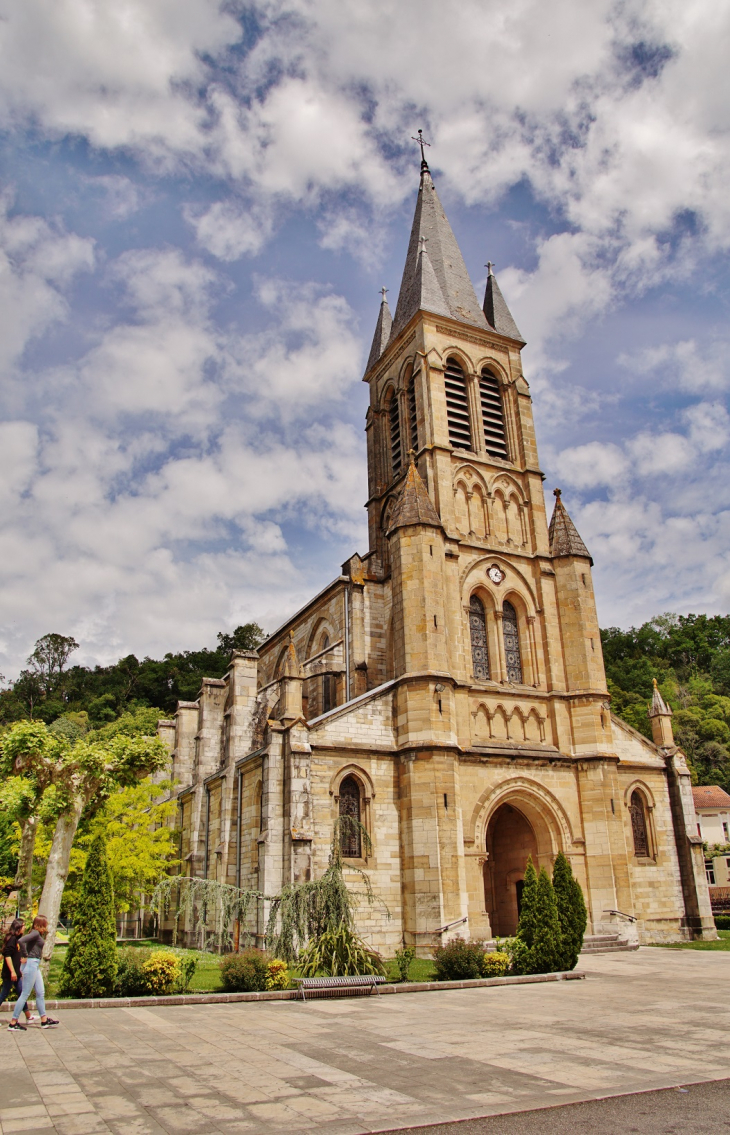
581, 933, 639, 954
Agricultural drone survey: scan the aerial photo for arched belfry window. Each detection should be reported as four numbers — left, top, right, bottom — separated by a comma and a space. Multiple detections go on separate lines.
480, 369, 509, 460
388, 393, 402, 476
408, 376, 418, 452
469, 596, 490, 681
444, 358, 472, 450
630, 791, 649, 857
502, 600, 522, 683
339, 776, 361, 857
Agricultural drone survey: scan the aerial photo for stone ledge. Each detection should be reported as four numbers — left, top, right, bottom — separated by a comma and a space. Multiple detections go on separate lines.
0, 970, 585, 1011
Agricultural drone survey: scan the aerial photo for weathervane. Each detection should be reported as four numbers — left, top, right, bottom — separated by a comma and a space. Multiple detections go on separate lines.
411, 128, 431, 170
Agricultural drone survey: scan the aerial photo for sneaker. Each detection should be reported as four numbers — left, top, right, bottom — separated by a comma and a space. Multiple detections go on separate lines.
40, 1017, 59, 1029
25, 1014, 36, 1022
8, 1020, 27, 1031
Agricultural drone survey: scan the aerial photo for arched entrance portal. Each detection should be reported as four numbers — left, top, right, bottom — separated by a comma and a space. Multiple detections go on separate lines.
485, 803, 538, 937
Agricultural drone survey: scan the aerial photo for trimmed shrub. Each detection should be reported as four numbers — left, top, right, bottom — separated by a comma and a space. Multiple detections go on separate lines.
480, 951, 509, 977
265, 959, 289, 990
552, 852, 587, 970
116, 948, 154, 997
220, 948, 269, 992
432, 936, 486, 981
59, 834, 118, 998
530, 868, 563, 974
394, 945, 416, 982
516, 857, 539, 948
715, 915, 730, 931
299, 925, 385, 977
141, 950, 181, 995
499, 936, 530, 975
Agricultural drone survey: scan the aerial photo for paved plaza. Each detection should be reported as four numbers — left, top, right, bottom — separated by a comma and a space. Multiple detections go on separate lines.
1, 948, 729, 1135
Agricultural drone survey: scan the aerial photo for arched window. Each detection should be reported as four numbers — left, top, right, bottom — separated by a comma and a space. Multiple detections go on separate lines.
502, 600, 522, 683
339, 776, 361, 857
323, 673, 335, 714
630, 791, 649, 857
388, 392, 402, 476
321, 633, 330, 653
480, 369, 509, 460
444, 358, 472, 450
408, 375, 418, 452
469, 596, 490, 681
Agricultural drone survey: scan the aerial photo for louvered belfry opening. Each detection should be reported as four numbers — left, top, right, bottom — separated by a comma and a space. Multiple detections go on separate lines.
480, 369, 509, 460
408, 377, 418, 452
469, 595, 490, 681
444, 358, 472, 450
388, 392, 402, 476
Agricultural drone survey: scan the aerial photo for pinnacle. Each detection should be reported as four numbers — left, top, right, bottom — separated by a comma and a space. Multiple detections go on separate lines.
548, 489, 592, 564
388, 457, 443, 533
648, 677, 672, 718
365, 289, 393, 373
281, 629, 303, 678
483, 266, 525, 344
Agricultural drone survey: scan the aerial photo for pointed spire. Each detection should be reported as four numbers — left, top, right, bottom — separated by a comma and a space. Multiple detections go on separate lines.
648, 678, 672, 719
549, 489, 592, 564
388, 452, 443, 533
483, 262, 525, 344
365, 286, 393, 373
390, 167, 488, 341
281, 629, 303, 678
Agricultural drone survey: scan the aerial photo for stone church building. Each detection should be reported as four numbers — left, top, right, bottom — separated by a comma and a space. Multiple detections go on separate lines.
158, 153, 714, 952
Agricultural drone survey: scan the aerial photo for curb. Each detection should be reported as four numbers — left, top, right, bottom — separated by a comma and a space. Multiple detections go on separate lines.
0, 970, 585, 1011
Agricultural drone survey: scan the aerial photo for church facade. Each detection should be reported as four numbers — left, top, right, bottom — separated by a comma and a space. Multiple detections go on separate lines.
158, 156, 715, 951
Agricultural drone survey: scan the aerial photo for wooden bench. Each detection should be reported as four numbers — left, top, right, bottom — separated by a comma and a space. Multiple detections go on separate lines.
292, 975, 388, 1002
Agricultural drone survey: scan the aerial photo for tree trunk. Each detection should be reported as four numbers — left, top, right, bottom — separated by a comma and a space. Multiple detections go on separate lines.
39, 797, 85, 973
15, 814, 38, 920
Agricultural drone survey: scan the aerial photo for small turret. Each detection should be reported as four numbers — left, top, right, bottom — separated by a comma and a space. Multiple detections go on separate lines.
280, 630, 304, 721
482, 261, 525, 344
365, 286, 393, 374
648, 678, 674, 748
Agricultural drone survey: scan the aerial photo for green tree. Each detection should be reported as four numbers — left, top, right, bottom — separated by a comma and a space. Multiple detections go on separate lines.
217, 623, 265, 654
59, 834, 118, 998
516, 857, 538, 948
530, 868, 563, 975
1, 719, 168, 968
63, 777, 179, 918
27, 633, 79, 696
552, 852, 587, 970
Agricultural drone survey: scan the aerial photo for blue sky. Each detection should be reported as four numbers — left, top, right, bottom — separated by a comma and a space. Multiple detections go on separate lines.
1, 0, 729, 677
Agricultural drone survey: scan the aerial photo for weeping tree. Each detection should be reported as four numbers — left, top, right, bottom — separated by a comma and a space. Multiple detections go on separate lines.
153, 817, 386, 961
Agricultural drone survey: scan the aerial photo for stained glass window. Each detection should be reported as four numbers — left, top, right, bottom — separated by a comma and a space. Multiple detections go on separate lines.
469, 595, 490, 681
339, 776, 361, 857
502, 600, 522, 683
630, 791, 649, 857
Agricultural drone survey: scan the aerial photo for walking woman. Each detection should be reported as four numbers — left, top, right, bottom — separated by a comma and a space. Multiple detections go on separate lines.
8, 916, 59, 1031
0, 919, 35, 1025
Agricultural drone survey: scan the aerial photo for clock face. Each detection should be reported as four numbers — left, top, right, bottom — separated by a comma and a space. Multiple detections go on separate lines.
488, 565, 504, 584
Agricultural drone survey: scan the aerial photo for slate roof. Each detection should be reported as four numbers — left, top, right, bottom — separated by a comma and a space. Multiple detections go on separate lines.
365, 293, 393, 374
692, 785, 730, 810
388, 457, 443, 532
548, 489, 592, 563
483, 265, 525, 344
390, 168, 488, 341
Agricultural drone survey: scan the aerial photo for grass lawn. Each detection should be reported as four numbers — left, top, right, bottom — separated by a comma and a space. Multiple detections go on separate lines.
43, 942, 437, 998
658, 929, 730, 951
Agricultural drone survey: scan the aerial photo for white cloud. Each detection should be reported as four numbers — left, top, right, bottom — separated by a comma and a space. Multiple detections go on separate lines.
185, 199, 274, 260
618, 339, 730, 393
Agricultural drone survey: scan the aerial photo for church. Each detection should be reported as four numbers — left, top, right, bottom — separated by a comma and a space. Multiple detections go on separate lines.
157, 148, 715, 952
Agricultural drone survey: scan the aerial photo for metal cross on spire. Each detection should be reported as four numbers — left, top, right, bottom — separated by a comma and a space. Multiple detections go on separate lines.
380, 285, 389, 303
485, 261, 496, 276
411, 128, 431, 171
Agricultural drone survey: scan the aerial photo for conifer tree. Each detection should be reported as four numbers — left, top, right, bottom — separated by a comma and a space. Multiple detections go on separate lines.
516, 856, 538, 947
530, 867, 563, 974
59, 834, 118, 997
552, 851, 587, 970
